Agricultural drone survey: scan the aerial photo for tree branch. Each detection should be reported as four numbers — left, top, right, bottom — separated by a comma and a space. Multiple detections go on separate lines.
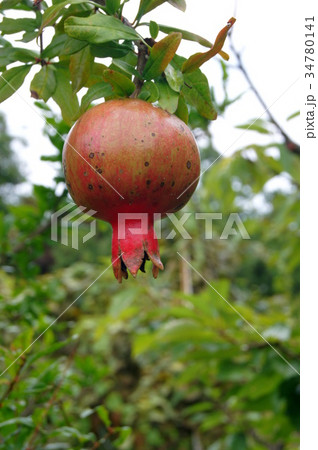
130, 40, 149, 98
0, 355, 26, 407
229, 39, 300, 155
25, 343, 79, 450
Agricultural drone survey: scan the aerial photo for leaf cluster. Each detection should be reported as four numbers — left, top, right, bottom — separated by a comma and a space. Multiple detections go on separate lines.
0, 0, 235, 124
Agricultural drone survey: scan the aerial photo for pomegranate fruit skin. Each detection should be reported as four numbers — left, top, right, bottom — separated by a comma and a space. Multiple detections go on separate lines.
62, 98, 200, 282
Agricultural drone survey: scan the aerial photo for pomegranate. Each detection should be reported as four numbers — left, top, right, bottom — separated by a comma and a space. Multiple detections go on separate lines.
63, 99, 200, 282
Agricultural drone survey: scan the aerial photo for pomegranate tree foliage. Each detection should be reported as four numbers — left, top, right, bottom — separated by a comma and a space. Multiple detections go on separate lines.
0, 1, 299, 449
0, 0, 236, 121
0, 108, 300, 448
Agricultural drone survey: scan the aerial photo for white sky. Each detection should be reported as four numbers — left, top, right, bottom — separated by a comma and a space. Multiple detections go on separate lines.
0, 0, 301, 190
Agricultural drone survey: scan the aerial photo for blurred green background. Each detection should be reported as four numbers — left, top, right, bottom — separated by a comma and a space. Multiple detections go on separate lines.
0, 63, 299, 448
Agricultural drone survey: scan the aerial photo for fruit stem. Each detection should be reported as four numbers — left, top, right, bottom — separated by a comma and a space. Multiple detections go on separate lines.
130, 41, 148, 98
130, 38, 156, 98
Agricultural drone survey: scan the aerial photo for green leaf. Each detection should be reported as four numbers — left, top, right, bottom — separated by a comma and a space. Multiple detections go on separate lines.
174, 92, 188, 123
113, 426, 132, 446
64, 14, 139, 44
19, 31, 38, 43
164, 63, 183, 92
0, 36, 12, 48
62, 36, 88, 55
138, 80, 159, 102
70, 45, 94, 93
105, 0, 121, 14
30, 65, 57, 102
96, 405, 111, 427
0, 0, 21, 10
149, 20, 159, 39
111, 59, 141, 79
236, 119, 271, 134
157, 78, 179, 113
0, 64, 32, 103
287, 111, 300, 121
182, 71, 217, 120
52, 66, 80, 125
103, 68, 135, 96
50, 426, 94, 441
136, 0, 186, 21
0, 47, 38, 67
167, 0, 186, 11
155, 23, 212, 48
39, 0, 85, 34
41, 34, 69, 59
143, 32, 182, 81
85, 62, 108, 86
80, 81, 115, 112
90, 41, 132, 58
0, 417, 33, 428
0, 17, 38, 35
136, 0, 166, 21
172, 55, 217, 120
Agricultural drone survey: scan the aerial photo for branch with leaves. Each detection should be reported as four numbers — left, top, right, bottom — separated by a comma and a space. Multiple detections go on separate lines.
229, 38, 300, 155
0, 0, 235, 127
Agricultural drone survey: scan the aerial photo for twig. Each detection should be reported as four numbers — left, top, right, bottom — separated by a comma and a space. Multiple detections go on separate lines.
25, 343, 79, 450
12, 220, 51, 254
229, 39, 300, 155
130, 40, 150, 98
248, 428, 284, 450
191, 430, 203, 450
0, 355, 26, 407
9, 192, 67, 255
33, 0, 45, 65
180, 246, 193, 294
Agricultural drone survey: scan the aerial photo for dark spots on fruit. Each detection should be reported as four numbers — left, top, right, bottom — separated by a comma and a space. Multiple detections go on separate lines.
148, 121, 151, 125
141, 139, 144, 143
98, 185, 103, 189
84, 171, 88, 176
101, 152, 105, 156
160, 181, 165, 187
144, 161, 149, 167
186, 161, 191, 169
146, 179, 151, 186
89, 152, 94, 158
88, 184, 93, 190
151, 132, 156, 137
97, 168, 102, 174
130, 191, 134, 195
171, 181, 175, 187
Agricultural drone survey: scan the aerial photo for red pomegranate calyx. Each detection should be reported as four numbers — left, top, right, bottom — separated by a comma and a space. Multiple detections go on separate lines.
111, 216, 163, 283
